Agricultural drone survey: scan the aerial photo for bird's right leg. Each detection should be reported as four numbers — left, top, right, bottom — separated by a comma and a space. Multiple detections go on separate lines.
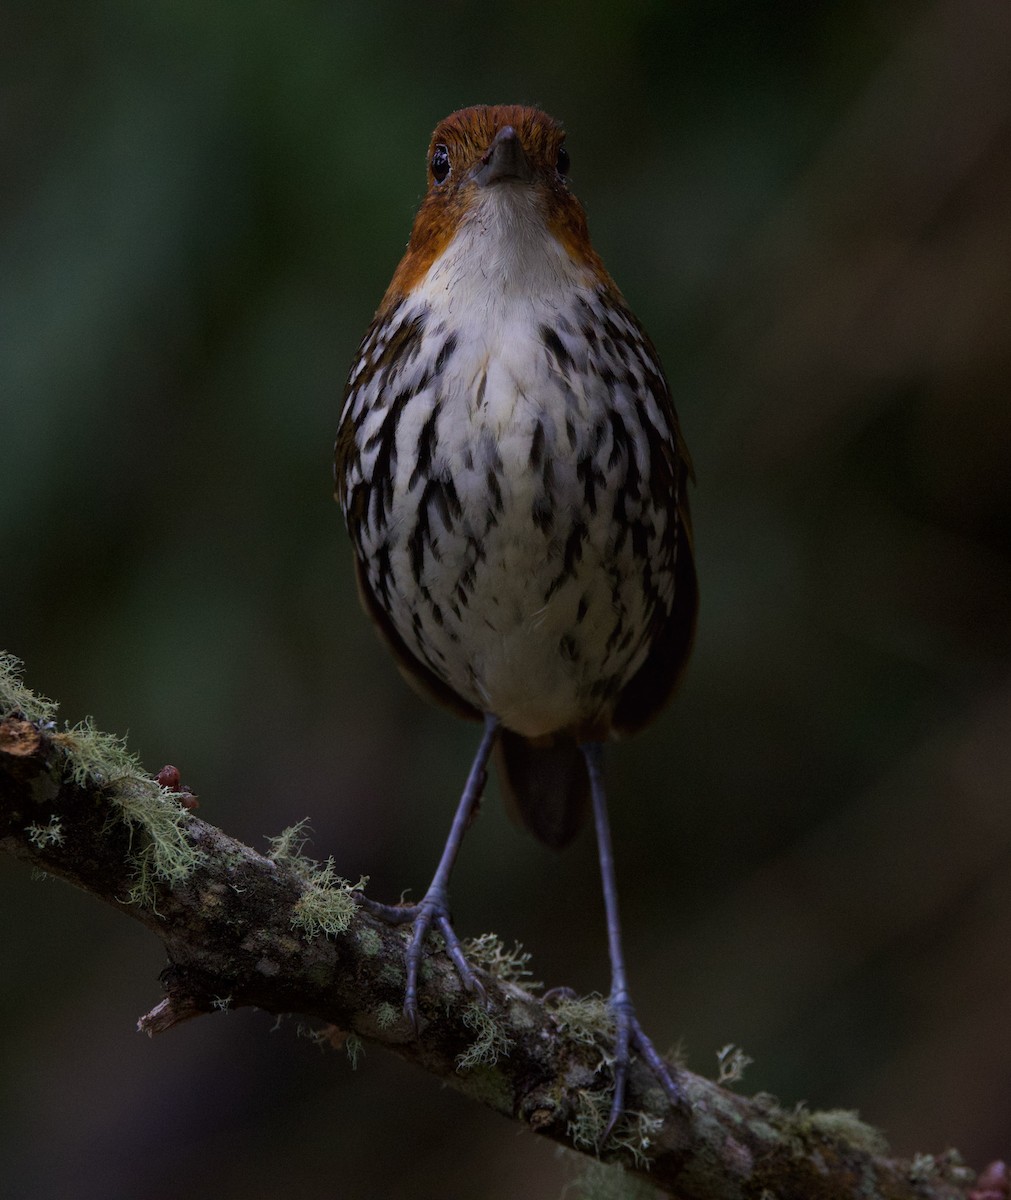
581, 740, 684, 1134
360, 712, 500, 1029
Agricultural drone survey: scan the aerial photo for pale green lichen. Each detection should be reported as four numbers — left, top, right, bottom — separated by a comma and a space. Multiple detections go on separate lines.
345, 1033, 364, 1069
907, 1149, 972, 1186
0, 652, 57, 723
55, 717, 199, 905
716, 1042, 754, 1087
266, 819, 316, 877
567, 1089, 663, 1168
1, 655, 201, 908
273, 823, 363, 939
113, 775, 202, 907
25, 819, 63, 849
456, 999, 514, 1070
374, 1002, 400, 1030
462, 932, 539, 988
551, 994, 615, 1047
908, 1153, 940, 1183
568, 1091, 610, 1154
55, 717, 142, 790
290, 868, 358, 938
938, 1150, 973, 1186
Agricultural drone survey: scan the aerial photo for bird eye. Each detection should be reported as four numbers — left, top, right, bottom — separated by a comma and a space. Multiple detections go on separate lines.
431, 144, 451, 184
556, 145, 570, 176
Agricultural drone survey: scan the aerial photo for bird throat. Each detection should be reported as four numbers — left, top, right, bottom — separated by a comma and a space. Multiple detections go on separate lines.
418, 185, 597, 323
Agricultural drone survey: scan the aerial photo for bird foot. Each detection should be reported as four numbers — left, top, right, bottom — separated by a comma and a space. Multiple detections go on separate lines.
357, 889, 486, 1030
605, 996, 685, 1138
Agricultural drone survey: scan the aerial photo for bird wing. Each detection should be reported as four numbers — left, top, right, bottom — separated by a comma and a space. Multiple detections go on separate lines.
610, 306, 699, 736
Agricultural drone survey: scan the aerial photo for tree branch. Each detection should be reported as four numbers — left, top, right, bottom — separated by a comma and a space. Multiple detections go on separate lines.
0, 665, 1001, 1199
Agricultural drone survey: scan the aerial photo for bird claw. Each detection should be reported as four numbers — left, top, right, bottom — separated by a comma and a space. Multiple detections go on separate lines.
362, 889, 484, 1030
364, 715, 498, 1030
435, 913, 487, 1003
602, 1000, 685, 1140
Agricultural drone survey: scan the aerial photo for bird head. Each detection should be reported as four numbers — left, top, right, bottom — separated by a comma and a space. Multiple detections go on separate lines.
426, 104, 565, 191
383, 105, 606, 302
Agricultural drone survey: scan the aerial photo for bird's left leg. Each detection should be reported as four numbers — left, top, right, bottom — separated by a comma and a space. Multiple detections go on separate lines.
580, 740, 684, 1134
361, 713, 500, 1029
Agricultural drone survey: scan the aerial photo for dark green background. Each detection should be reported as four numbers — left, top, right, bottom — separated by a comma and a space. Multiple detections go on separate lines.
3, 1, 1010, 1196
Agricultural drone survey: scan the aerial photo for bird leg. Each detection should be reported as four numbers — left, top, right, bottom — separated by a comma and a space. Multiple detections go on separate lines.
580, 740, 684, 1135
360, 713, 500, 1030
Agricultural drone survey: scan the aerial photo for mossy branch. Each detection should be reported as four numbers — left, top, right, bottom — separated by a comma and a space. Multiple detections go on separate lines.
0, 655, 1001, 1199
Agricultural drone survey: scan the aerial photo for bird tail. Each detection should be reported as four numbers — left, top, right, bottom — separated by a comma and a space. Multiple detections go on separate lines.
494, 730, 590, 850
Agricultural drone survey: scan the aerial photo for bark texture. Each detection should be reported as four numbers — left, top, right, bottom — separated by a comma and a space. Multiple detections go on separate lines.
0, 701, 1000, 1200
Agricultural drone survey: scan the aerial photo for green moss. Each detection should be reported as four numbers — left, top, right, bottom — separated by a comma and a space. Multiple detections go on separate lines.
803, 1109, 889, 1157
781, 1103, 890, 1161
356, 926, 382, 956
379, 961, 404, 987
748, 1094, 889, 1160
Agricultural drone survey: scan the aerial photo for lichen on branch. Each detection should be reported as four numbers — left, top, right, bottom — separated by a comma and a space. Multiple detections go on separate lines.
0, 654, 998, 1200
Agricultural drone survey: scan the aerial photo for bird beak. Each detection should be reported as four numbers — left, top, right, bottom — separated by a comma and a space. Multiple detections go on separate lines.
473, 126, 534, 186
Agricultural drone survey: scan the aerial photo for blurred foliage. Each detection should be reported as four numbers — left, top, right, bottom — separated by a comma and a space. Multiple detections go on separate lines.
3, 1, 1011, 1197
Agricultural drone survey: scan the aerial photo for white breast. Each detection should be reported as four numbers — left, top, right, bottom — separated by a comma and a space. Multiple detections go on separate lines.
341, 186, 675, 738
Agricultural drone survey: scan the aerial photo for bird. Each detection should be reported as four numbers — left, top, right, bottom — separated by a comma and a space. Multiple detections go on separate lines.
334, 104, 697, 1130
